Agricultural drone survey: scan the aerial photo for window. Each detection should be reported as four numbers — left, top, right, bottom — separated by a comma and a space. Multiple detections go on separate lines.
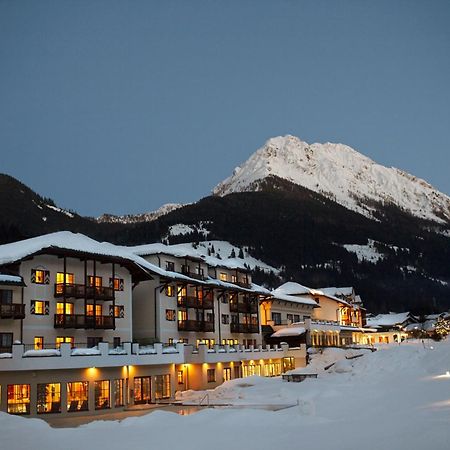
56, 272, 74, 285
177, 370, 184, 385
109, 278, 124, 291
67, 381, 89, 412
234, 366, 241, 379
165, 261, 175, 271
87, 337, 102, 348
272, 312, 282, 325
166, 309, 176, 321
282, 357, 295, 372
223, 367, 231, 382
181, 264, 190, 274
31, 300, 49, 315
110, 305, 124, 318
197, 339, 215, 349
196, 267, 204, 277
287, 314, 293, 323
231, 275, 237, 283
88, 276, 102, 287
165, 285, 175, 297
37, 383, 61, 414
86, 304, 102, 316
231, 314, 238, 324
32, 269, 49, 284
113, 337, 121, 348
221, 314, 230, 325
7, 384, 30, 414
206, 312, 214, 323
114, 379, 124, 407
219, 273, 227, 282
207, 369, 216, 383
177, 286, 187, 303
95, 380, 110, 410
56, 302, 73, 315
178, 309, 187, 321
294, 314, 300, 323
0, 289, 12, 304
0, 333, 13, 353
154, 375, 171, 400
55, 336, 74, 348
34, 337, 44, 350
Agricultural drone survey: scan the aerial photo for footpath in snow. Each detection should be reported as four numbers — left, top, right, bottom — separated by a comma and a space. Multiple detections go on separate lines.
2, 340, 450, 450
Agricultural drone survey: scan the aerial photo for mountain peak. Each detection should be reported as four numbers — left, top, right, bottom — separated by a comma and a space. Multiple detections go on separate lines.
213, 135, 450, 224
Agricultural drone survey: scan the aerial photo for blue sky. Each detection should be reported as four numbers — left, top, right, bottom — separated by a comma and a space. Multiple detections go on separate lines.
1, 0, 449, 216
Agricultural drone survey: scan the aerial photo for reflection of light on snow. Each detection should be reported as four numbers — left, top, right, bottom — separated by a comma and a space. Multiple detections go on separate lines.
425, 399, 450, 410
433, 371, 450, 380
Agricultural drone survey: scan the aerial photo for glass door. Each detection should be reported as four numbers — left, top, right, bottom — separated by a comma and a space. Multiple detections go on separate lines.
134, 377, 151, 404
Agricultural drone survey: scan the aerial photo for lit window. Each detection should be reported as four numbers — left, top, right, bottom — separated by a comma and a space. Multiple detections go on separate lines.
88, 276, 102, 287
177, 370, 184, 384
56, 272, 74, 285
165, 285, 175, 297
219, 273, 227, 282
178, 309, 187, 321
154, 375, 171, 400
32, 269, 48, 285
207, 369, 216, 383
95, 380, 110, 410
56, 302, 73, 315
37, 383, 61, 414
109, 278, 124, 291
231, 275, 237, 283
221, 314, 230, 325
114, 379, 124, 407
86, 304, 102, 316
7, 384, 30, 415
34, 337, 44, 350
166, 309, 176, 321
223, 368, 231, 382
31, 300, 49, 315
56, 336, 74, 349
111, 305, 124, 318
67, 381, 89, 412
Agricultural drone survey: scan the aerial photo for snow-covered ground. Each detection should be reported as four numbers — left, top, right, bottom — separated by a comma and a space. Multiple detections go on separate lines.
2, 340, 450, 450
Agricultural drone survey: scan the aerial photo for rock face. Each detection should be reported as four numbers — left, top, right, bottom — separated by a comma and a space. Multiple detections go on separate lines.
213, 135, 450, 224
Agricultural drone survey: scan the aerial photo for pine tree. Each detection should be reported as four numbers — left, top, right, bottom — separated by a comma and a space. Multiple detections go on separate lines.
238, 248, 244, 259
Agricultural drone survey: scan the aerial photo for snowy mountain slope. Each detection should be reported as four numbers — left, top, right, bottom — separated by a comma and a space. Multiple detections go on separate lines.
97, 203, 185, 224
213, 135, 450, 223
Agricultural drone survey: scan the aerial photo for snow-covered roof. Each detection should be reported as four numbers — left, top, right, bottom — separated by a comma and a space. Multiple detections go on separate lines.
270, 291, 318, 307
273, 282, 351, 307
366, 312, 416, 328
0, 232, 270, 295
319, 287, 354, 297
271, 326, 306, 337
129, 242, 251, 271
0, 274, 24, 286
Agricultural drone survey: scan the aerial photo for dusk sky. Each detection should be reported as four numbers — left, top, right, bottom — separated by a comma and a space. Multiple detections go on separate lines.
1, 0, 449, 217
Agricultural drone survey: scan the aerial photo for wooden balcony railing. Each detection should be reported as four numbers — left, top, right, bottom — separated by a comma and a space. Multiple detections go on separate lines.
54, 284, 114, 301
236, 281, 251, 289
229, 302, 258, 313
177, 320, 214, 332
0, 303, 25, 319
54, 314, 114, 329
177, 296, 214, 309
230, 323, 259, 333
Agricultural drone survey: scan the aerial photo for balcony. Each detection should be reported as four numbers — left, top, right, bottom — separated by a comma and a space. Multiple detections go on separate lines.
229, 302, 258, 313
236, 281, 251, 289
230, 323, 259, 333
177, 320, 215, 332
0, 303, 25, 319
54, 284, 114, 301
54, 314, 114, 329
178, 296, 213, 310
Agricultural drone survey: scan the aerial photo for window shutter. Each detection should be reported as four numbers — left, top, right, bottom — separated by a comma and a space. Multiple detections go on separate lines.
44, 270, 50, 284
31, 269, 36, 283
109, 305, 114, 316
30, 300, 36, 314
44, 301, 50, 315
119, 279, 124, 291
109, 278, 113, 288
120, 306, 124, 318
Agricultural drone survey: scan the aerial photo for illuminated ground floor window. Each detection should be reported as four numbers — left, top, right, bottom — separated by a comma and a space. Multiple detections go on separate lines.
7, 384, 30, 415
223, 367, 231, 381
243, 364, 261, 377
177, 370, 184, 385
154, 374, 171, 399
67, 381, 89, 412
37, 383, 61, 414
95, 380, 110, 409
114, 379, 124, 407
264, 362, 282, 377
282, 357, 295, 372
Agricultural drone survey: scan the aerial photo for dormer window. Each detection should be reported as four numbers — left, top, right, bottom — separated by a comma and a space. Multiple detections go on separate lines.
165, 261, 175, 272
219, 273, 227, 282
